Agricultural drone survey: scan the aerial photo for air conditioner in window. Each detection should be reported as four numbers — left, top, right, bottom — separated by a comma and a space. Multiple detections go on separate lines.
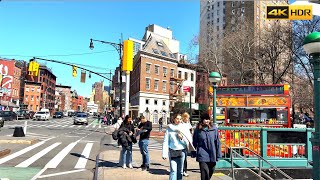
163, 73, 167, 77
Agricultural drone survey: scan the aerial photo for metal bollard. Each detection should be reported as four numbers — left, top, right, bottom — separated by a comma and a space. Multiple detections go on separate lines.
24, 120, 27, 135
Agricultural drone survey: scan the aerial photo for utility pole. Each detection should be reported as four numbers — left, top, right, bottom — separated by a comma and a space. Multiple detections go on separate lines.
105, 70, 112, 109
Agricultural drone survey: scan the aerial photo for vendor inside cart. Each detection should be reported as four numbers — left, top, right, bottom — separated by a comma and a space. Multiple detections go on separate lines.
227, 107, 288, 124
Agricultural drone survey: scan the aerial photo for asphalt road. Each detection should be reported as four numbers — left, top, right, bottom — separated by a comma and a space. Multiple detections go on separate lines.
0, 116, 107, 180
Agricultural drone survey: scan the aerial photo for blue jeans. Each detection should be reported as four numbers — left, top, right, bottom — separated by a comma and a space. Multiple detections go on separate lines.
139, 139, 150, 166
169, 150, 185, 180
121, 143, 132, 166
159, 124, 163, 131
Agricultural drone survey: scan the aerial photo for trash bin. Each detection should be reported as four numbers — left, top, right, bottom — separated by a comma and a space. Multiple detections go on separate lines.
13, 126, 25, 137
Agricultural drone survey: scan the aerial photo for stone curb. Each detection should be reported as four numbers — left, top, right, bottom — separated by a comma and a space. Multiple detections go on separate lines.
0, 149, 11, 158
0, 138, 39, 145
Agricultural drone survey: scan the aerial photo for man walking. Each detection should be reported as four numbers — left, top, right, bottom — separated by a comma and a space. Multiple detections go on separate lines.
137, 116, 152, 171
159, 117, 163, 132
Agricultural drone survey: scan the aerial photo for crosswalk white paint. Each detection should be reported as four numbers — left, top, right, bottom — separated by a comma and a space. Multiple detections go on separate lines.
3, 123, 102, 129
16, 143, 61, 167
0, 138, 53, 165
46, 142, 78, 168
74, 143, 93, 169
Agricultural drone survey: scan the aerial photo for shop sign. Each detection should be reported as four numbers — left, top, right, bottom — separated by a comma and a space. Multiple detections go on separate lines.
217, 85, 285, 95
214, 97, 246, 107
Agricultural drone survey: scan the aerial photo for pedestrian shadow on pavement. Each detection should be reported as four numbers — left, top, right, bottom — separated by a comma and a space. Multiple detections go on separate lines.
148, 168, 170, 176
70, 153, 96, 162
150, 162, 168, 168
97, 160, 118, 167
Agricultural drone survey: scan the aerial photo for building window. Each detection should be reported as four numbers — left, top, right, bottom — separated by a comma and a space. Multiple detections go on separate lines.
232, 2, 235, 7
161, 51, 167, 57
217, 18, 219, 23
163, 101, 166, 106
217, 2, 220, 7
152, 48, 159, 54
146, 63, 151, 73
146, 78, 151, 90
191, 73, 194, 81
25, 96, 28, 101
163, 67, 167, 76
217, 10, 220, 16
162, 81, 167, 92
26, 87, 29, 92
154, 100, 158, 105
232, 9, 235, 15
170, 81, 174, 93
170, 69, 174, 77
155, 65, 160, 75
157, 41, 163, 47
178, 71, 182, 79
241, 7, 245, 13
37, 96, 40, 101
31, 96, 34, 101
184, 72, 188, 80
146, 99, 149, 105
154, 79, 159, 91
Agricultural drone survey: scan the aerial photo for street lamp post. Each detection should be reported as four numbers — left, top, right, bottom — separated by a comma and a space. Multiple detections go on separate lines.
303, 32, 320, 180
89, 38, 123, 118
208, 72, 221, 125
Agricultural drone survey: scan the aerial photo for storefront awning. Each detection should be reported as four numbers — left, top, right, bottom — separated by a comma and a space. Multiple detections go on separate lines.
0, 100, 19, 108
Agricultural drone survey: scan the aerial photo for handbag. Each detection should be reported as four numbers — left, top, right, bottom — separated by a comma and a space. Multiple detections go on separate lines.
169, 148, 183, 158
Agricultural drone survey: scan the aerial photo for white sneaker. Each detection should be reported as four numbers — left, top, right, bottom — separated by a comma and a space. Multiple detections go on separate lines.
183, 172, 189, 177
128, 164, 133, 169
122, 165, 127, 169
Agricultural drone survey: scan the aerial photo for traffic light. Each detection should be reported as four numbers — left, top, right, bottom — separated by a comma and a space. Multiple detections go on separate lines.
122, 40, 133, 71
28, 59, 40, 76
72, 65, 77, 77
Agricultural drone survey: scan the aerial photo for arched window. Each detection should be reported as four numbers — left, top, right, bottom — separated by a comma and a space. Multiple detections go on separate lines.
153, 110, 159, 124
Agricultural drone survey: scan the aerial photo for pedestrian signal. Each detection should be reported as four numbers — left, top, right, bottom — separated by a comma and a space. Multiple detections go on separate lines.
72, 65, 77, 77
28, 59, 40, 76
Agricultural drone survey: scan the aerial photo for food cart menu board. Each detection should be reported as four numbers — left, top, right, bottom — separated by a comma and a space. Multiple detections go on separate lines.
217, 85, 286, 95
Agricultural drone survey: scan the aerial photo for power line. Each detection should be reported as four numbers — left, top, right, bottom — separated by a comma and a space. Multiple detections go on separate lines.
0, 49, 116, 58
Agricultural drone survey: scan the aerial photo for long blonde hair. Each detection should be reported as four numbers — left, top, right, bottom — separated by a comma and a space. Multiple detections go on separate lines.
182, 112, 190, 123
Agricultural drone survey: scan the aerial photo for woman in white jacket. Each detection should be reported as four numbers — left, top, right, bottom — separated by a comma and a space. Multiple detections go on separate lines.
162, 114, 193, 180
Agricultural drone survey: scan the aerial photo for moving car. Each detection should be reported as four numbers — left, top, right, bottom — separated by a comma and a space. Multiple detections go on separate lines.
0, 111, 17, 121
33, 111, 50, 121
53, 111, 63, 118
73, 113, 88, 125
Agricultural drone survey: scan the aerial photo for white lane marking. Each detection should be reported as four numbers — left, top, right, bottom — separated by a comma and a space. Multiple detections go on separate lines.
31, 167, 47, 180
0, 138, 53, 164
74, 143, 93, 169
46, 142, 77, 168
61, 125, 69, 127
70, 125, 75, 128
92, 124, 96, 128
16, 143, 61, 167
37, 169, 86, 179
65, 135, 80, 138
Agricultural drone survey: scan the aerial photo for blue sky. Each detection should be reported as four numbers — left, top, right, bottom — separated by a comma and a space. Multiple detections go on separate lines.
0, 1, 199, 97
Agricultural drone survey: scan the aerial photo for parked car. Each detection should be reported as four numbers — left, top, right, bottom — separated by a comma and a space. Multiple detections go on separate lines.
33, 111, 50, 121
0, 111, 17, 121
53, 111, 63, 118
16, 110, 31, 120
0, 117, 4, 127
73, 113, 88, 125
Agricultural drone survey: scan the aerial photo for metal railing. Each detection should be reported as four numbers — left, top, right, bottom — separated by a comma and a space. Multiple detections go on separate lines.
230, 146, 293, 180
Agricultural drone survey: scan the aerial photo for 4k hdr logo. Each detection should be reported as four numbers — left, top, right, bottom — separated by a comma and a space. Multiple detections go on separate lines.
266, 5, 313, 20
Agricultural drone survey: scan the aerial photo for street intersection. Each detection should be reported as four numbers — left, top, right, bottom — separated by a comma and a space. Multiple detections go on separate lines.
0, 117, 105, 180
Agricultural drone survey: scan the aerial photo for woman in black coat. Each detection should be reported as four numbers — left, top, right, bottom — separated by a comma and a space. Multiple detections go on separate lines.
118, 115, 135, 169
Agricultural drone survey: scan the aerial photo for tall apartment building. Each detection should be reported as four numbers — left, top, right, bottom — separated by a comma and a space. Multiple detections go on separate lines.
199, 0, 289, 85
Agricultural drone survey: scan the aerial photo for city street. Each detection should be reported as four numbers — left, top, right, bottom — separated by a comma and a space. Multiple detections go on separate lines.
0, 116, 106, 180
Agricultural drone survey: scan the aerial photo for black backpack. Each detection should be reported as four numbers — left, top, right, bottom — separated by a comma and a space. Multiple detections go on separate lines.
112, 129, 119, 140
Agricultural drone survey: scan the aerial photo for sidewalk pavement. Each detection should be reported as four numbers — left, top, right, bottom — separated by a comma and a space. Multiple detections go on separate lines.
95, 149, 232, 180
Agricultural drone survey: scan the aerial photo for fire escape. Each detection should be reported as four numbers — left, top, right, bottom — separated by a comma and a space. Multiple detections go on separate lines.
169, 75, 185, 111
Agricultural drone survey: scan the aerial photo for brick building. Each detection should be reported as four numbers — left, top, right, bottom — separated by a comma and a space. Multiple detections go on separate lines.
55, 85, 72, 112
26, 65, 56, 114
24, 81, 41, 112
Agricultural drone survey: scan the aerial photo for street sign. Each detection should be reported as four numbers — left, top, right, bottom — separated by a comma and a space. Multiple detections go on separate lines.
183, 86, 190, 92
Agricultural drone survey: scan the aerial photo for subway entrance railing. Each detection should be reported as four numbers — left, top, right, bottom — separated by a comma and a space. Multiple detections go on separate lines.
217, 126, 314, 169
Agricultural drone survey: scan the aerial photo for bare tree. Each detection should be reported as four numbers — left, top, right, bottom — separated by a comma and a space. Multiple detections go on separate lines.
223, 21, 256, 84
255, 21, 293, 84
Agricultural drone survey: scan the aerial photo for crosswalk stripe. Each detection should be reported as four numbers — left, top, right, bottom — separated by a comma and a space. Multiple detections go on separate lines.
74, 143, 93, 169
46, 142, 77, 168
15, 143, 61, 167
0, 139, 51, 164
